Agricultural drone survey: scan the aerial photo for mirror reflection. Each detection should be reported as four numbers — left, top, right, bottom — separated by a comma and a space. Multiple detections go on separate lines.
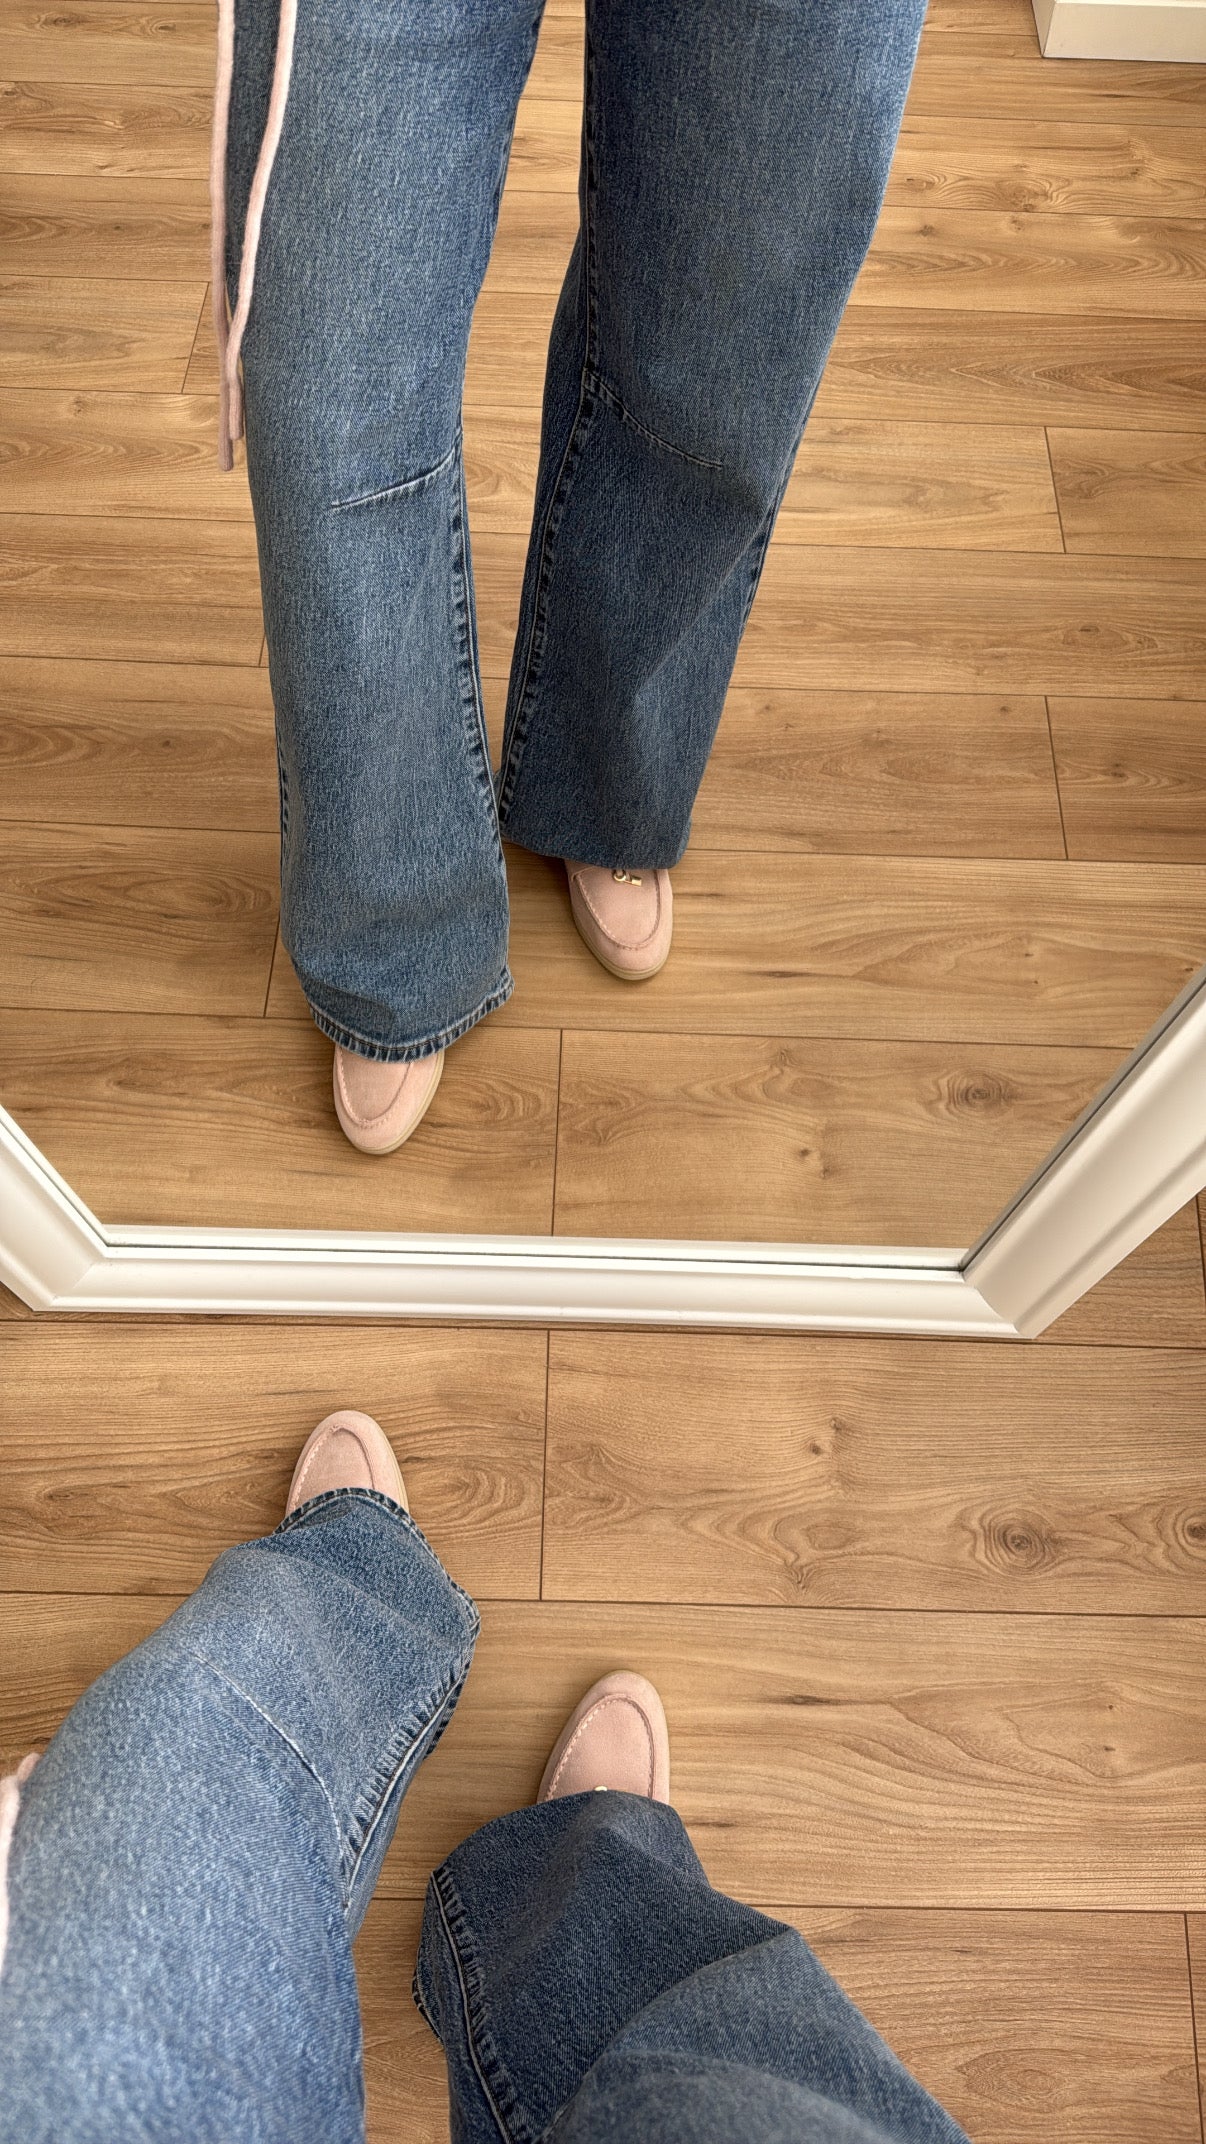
3, 0, 1204, 1286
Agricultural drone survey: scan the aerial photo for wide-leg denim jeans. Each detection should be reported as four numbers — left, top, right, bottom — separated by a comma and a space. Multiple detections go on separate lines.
0, 1492, 967, 2143
223, 0, 928, 1060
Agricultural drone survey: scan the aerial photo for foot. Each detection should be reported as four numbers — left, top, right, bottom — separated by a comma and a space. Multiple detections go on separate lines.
565, 862, 673, 981
332, 1044, 444, 1154
538, 1670, 670, 1803
286, 1409, 408, 1514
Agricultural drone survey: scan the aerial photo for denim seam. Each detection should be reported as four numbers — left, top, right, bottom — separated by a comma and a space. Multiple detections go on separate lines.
451, 435, 508, 869
303, 971, 515, 1063
495, 9, 601, 819
432, 1863, 532, 2144
344, 1648, 476, 1903
494, 388, 600, 821
585, 370, 726, 472
182, 1650, 344, 1865
328, 433, 460, 514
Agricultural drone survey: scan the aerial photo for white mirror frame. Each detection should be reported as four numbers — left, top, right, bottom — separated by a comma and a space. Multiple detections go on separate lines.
3, 964, 1206, 1337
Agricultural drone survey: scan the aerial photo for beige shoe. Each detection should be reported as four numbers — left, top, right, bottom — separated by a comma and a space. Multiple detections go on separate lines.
565, 862, 673, 981
286, 1409, 408, 1514
538, 1670, 670, 1803
332, 1044, 443, 1155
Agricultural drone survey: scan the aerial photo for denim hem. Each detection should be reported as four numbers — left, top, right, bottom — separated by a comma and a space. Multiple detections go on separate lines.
496, 827, 690, 875
271, 1489, 482, 1626
430, 1859, 538, 2144
304, 970, 515, 1063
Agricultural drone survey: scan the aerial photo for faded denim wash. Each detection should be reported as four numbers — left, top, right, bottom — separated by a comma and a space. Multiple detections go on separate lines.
222, 0, 928, 1060
0, 1491, 967, 2144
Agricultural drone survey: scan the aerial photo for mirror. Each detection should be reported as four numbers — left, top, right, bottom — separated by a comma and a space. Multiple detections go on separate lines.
3, 0, 1204, 1332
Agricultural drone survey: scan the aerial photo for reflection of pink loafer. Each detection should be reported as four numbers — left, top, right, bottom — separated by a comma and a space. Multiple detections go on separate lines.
332, 1044, 443, 1155
538, 1670, 671, 1804
565, 862, 673, 981
286, 1409, 408, 1514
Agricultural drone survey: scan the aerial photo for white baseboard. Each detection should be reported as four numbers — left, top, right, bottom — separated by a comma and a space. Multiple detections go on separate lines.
1032, 0, 1206, 58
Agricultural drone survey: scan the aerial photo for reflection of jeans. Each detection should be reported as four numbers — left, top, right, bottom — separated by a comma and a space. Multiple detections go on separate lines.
0, 1494, 966, 2144
225, 0, 927, 1060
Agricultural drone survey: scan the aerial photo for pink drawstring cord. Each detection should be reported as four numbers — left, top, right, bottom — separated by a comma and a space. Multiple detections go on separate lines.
210, 0, 299, 471
0, 1752, 39, 1981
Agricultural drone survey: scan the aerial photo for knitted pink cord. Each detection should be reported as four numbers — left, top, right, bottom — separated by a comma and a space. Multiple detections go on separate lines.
210, 0, 299, 471
0, 1753, 39, 1981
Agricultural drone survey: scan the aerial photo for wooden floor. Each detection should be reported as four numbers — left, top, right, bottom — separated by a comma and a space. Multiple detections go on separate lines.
3, 1, 1206, 2137
2, 0, 1206, 1244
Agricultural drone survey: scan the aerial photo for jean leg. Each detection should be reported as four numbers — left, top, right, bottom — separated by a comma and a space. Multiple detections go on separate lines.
225, 0, 547, 1058
496, 0, 927, 869
415, 1793, 967, 2144
0, 1492, 478, 2144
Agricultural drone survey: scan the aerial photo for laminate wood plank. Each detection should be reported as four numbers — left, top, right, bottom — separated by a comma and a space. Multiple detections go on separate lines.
692, 690, 1065, 857
855, 207, 1206, 318
9, 1597, 1205, 1907
0, 391, 251, 517
0, 0, 216, 89
904, 53, 1206, 127
0, 512, 262, 663
1048, 429, 1206, 557
0, 822, 278, 1015
355, 1898, 1202, 2144
1039, 1209, 1206, 1349
0, 275, 205, 390
464, 410, 1063, 553
0, 1321, 546, 1598
542, 1332, 1206, 1613
789, 1908, 1201, 2144
494, 847, 1206, 1049
0, 1283, 32, 1318
1049, 698, 1206, 863
0, 657, 277, 830
892, 119, 1206, 215
0, 176, 209, 280
816, 309, 1206, 430
0, 1010, 560, 1231
733, 543, 1206, 698
920, 0, 1042, 41
0, 79, 211, 178
552, 1033, 1114, 1244
355, 1898, 449, 2144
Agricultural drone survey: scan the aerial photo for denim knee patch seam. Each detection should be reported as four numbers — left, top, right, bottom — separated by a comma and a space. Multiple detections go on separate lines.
586, 370, 726, 473
183, 1649, 345, 1864
429, 1861, 534, 2144
328, 433, 460, 515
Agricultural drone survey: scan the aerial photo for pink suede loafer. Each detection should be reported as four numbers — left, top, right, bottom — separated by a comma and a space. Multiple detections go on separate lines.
286, 1409, 408, 1514
565, 862, 673, 981
538, 1670, 670, 1803
333, 1044, 444, 1155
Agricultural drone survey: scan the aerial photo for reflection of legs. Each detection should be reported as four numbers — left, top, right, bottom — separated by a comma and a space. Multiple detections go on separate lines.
497, 0, 927, 872
418, 1675, 968, 2144
225, 0, 548, 1061
0, 1468, 478, 2144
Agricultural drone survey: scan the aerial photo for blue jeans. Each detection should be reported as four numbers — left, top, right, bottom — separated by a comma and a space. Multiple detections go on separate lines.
225, 0, 927, 1060
0, 1495, 966, 2143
